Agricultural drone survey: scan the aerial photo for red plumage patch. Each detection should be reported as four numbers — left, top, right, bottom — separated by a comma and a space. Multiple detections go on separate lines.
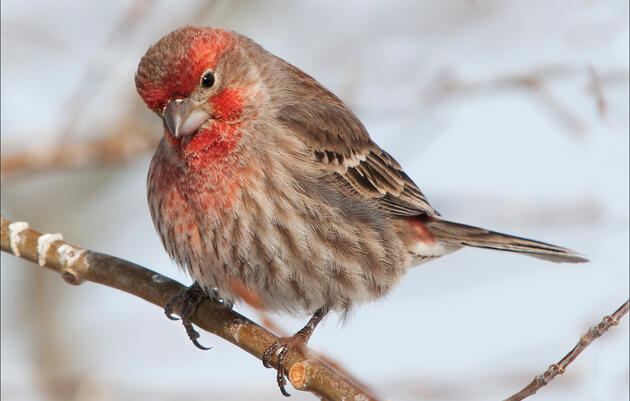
405, 216, 436, 245
136, 27, 235, 113
180, 124, 242, 170
175, 87, 246, 170
209, 88, 245, 122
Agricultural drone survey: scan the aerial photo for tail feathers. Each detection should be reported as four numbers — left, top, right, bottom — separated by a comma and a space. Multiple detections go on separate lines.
424, 219, 588, 263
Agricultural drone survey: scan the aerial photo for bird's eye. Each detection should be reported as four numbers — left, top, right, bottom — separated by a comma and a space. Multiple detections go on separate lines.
201, 72, 215, 88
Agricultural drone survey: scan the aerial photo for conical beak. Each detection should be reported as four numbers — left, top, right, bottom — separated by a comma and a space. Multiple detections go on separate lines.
163, 99, 211, 137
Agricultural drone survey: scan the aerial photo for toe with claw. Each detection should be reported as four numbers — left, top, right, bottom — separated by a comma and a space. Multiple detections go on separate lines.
164, 282, 232, 350
262, 337, 304, 396
262, 306, 329, 397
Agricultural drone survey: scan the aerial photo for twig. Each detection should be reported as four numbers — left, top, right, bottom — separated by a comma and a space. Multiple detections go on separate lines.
504, 299, 630, 401
0, 215, 379, 401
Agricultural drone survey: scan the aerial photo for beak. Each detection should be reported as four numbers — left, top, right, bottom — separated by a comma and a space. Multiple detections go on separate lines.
163, 99, 211, 137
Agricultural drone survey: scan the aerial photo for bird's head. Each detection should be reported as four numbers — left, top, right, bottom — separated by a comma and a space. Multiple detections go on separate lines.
135, 26, 264, 154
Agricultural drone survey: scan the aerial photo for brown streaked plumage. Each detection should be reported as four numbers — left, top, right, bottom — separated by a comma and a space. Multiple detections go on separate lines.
136, 26, 587, 396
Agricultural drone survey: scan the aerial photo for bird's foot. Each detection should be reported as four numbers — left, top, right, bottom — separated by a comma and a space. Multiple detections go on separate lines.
262, 334, 309, 397
261, 307, 329, 396
164, 282, 233, 350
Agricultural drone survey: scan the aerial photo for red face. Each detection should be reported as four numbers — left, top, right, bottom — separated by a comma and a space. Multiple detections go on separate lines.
136, 27, 251, 166
135, 27, 235, 114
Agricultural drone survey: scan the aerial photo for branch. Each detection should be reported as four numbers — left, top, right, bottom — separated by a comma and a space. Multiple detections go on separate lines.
504, 299, 630, 401
0, 215, 379, 401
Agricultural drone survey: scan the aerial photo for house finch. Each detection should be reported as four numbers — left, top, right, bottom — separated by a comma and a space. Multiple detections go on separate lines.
135, 26, 587, 395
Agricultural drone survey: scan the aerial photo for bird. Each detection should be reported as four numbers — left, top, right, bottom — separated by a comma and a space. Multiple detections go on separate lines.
135, 26, 588, 396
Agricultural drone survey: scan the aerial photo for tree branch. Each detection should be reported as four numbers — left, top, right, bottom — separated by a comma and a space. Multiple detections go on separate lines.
504, 299, 630, 401
0, 215, 378, 401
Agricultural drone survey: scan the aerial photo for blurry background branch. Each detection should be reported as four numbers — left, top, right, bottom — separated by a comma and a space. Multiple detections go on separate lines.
0, 215, 379, 401
427, 64, 629, 137
56, 0, 156, 143
505, 299, 630, 401
1, 108, 160, 178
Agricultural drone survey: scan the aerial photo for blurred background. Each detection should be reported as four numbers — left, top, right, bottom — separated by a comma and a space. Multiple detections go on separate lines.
1, 1, 628, 400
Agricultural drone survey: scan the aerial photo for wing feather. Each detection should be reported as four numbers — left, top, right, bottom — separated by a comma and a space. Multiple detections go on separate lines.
274, 64, 437, 217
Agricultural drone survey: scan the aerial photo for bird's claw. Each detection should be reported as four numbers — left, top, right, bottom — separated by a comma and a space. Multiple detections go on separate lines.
164, 282, 230, 350
164, 290, 184, 320
262, 337, 304, 397
261, 307, 328, 397
183, 318, 212, 350
262, 340, 283, 368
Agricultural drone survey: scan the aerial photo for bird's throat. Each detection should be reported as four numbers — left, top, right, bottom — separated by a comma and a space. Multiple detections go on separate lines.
179, 123, 243, 171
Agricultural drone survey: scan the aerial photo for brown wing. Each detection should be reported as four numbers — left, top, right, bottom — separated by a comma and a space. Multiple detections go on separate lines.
277, 100, 438, 217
